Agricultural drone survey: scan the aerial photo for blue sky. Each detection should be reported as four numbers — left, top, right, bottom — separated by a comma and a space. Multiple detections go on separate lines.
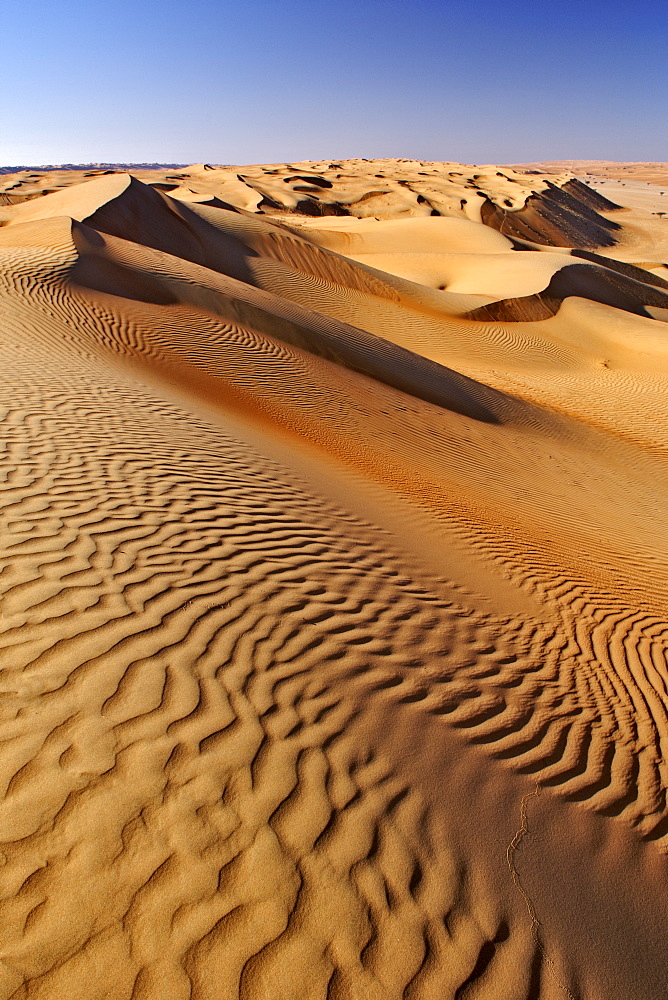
1, 0, 665, 165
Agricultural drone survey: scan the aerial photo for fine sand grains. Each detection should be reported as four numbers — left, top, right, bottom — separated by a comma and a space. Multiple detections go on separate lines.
0, 162, 666, 999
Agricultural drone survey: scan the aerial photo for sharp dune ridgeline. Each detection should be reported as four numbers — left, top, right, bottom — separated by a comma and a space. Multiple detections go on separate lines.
0, 157, 667, 999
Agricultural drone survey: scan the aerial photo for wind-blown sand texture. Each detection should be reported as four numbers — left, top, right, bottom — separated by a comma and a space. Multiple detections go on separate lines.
0, 158, 667, 999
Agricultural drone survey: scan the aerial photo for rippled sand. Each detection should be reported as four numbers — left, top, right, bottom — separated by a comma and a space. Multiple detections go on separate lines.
0, 160, 667, 999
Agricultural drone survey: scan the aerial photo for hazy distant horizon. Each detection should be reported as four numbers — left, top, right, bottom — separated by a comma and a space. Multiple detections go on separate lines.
2, 156, 667, 177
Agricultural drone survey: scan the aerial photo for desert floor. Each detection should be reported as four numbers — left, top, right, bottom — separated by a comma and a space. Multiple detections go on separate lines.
0, 158, 666, 998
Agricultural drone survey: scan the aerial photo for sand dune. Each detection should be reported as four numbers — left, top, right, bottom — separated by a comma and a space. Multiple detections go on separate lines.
0, 158, 667, 999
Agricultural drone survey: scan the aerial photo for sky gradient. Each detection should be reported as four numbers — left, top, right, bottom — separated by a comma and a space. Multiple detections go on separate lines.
1, 0, 666, 166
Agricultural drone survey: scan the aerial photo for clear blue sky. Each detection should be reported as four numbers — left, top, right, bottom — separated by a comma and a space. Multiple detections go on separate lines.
1, 0, 665, 166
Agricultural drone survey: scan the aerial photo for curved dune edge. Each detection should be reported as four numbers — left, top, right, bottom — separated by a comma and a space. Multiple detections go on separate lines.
465, 260, 668, 322
0, 162, 666, 999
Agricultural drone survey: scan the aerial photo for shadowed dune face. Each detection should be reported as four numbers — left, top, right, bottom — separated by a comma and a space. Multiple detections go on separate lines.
0, 161, 667, 999
480, 179, 623, 248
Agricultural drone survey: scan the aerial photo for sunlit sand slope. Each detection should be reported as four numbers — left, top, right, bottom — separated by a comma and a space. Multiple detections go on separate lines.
0, 163, 667, 999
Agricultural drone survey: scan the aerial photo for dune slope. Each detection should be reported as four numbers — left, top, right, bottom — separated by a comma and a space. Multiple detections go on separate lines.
0, 161, 667, 1000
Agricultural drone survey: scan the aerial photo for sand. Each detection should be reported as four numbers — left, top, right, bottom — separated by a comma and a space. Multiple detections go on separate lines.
0, 158, 666, 999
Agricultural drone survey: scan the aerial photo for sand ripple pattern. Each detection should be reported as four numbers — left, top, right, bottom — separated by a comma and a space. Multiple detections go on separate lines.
0, 373, 543, 999
0, 170, 666, 999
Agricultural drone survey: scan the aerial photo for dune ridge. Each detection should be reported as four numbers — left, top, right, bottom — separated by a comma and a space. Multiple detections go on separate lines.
0, 159, 666, 999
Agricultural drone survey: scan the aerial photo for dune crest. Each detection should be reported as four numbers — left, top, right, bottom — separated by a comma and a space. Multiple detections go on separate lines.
0, 158, 667, 999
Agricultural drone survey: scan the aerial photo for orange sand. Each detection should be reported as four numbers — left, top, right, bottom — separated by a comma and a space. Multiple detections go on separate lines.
0, 159, 666, 999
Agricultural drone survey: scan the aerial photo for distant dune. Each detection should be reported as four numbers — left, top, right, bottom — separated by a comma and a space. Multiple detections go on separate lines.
507, 159, 668, 183
0, 163, 188, 175
0, 158, 667, 999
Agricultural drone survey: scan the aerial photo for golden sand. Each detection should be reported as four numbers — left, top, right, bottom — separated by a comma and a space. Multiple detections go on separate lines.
0, 159, 666, 999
